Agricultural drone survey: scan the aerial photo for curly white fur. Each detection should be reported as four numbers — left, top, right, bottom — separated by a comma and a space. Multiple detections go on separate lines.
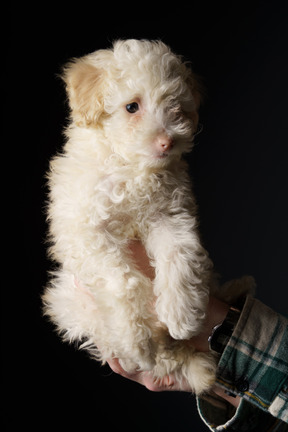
43, 39, 254, 394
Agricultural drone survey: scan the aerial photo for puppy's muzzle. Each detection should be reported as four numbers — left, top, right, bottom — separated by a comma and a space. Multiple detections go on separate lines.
155, 134, 174, 154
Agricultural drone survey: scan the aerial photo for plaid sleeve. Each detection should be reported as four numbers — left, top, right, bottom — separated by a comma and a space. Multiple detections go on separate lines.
197, 296, 288, 431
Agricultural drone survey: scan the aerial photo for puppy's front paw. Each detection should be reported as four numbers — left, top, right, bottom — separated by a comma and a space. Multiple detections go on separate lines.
167, 315, 204, 340
156, 298, 205, 340
168, 322, 197, 340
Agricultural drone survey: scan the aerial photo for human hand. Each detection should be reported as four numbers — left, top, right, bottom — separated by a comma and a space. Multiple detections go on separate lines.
107, 357, 240, 407
107, 357, 192, 392
110, 240, 241, 407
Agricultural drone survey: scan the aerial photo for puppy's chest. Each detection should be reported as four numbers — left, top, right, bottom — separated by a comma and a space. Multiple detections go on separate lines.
94, 173, 179, 238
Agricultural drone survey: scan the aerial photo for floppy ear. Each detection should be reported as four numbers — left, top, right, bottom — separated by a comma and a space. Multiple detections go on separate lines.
62, 56, 106, 126
186, 72, 204, 132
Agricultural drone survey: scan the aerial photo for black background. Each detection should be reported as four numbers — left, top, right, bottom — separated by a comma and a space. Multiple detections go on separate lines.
4, 1, 288, 431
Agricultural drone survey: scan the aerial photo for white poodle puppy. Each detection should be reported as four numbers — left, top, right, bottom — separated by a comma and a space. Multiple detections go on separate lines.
43, 39, 253, 394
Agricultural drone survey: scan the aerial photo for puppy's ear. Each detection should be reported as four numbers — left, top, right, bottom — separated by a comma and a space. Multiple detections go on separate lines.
62, 57, 106, 126
186, 72, 205, 132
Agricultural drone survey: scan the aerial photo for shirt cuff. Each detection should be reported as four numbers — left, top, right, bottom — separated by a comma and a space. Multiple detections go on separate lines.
196, 295, 288, 429
216, 296, 288, 422
196, 396, 285, 431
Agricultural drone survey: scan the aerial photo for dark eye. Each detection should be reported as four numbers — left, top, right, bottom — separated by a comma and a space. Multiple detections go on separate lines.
126, 102, 139, 113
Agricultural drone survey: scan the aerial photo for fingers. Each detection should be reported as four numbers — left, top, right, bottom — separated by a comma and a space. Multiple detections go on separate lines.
107, 358, 126, 375
143, 375, 183, 392
107, 358, 146, 384
108, 358, 241, 406
107, 358, 192, 392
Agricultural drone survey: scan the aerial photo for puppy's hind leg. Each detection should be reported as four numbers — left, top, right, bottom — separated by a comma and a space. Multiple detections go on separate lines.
98, 246, 157, 372
154, 342, 217, 395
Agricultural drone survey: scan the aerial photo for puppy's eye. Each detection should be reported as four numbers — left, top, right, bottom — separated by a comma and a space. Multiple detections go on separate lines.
126, 102, 139, 113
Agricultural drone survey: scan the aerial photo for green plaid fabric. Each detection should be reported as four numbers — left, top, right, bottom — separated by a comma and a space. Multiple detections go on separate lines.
197, 296, 288, 431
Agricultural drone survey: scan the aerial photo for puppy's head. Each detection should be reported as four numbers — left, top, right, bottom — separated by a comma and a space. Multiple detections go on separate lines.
62, 39, 202, 168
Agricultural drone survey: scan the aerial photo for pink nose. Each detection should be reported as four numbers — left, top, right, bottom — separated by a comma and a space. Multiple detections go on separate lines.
156, 135, 174, 152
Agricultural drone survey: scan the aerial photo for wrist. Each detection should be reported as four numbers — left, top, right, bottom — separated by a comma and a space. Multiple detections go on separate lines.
190, 297, 230, 352
208, 304, 242, 354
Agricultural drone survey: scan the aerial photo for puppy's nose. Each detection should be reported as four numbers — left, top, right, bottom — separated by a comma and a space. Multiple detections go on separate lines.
156, 135, 174, 152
